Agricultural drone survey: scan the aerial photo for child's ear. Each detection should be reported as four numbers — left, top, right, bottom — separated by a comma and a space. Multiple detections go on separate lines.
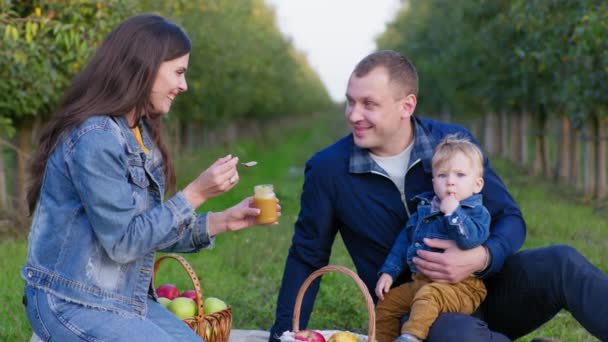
474, 177, 484, 193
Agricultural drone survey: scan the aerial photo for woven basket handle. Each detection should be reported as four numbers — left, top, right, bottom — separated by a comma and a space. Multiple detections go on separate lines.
292, 265, 376, 342
153, 253, 205, 321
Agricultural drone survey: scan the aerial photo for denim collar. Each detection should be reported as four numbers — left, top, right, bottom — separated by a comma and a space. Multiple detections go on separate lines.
349, 116, 436, 174
113, 116, 152, 155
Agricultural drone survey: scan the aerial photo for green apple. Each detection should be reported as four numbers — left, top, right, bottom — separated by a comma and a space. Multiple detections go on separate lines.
203, 297, 228, 314
168, 297, 197, 319
158, 297, 171, 308
205, 326, 212, 340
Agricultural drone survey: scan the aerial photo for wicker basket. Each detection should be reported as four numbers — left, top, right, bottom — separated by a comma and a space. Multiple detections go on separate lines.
153, 253, 232, 342
281, 265, 376, 342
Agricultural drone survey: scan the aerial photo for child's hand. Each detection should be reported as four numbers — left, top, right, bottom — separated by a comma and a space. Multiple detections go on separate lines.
440, 193, 459, 215
375, 273, 394, 300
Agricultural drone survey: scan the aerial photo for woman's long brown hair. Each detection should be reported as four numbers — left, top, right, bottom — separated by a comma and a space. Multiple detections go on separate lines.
26, 14, 191, 214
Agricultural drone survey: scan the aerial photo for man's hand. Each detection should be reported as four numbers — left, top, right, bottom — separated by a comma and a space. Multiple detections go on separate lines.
375, 273, 394, 300
413, 238, 486, 283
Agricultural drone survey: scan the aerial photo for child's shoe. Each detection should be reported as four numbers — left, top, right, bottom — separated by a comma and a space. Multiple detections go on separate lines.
393, 333, 422, 342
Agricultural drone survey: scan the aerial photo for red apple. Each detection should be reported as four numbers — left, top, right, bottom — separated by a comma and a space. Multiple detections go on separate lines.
179, 290, 198, 305
156, 284, 179, 300
294, 330, 326, 342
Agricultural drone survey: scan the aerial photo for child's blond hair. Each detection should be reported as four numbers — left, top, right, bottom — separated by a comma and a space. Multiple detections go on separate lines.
432, 135, 484, 177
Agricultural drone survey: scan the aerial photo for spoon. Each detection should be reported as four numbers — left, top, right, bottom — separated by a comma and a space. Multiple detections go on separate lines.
240, 161, 258, 167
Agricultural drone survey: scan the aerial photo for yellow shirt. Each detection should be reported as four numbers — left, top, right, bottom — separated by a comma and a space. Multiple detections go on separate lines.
131, 126, 149, 154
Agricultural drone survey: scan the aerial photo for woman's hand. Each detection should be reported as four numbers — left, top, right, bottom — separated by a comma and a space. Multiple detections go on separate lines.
412, 238, 486, 283
183, 154, 239, 208
375, 273, 394, 300
207, 197, 282, 236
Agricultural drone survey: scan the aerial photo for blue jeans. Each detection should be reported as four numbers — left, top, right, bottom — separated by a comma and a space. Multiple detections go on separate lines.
23, 285, 202, 341
419, 245, 608, 341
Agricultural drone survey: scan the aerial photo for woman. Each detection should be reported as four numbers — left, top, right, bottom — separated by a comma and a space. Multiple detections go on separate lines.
22, 14, 278, 341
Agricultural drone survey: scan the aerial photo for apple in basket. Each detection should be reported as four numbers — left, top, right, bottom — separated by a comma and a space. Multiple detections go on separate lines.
294, 330, 326, 342
179, 290, 198, 305
158, 297, 172, 308
327, 331, 358, 342
168, 297, 197, 319
157, 284, 180, 300
203, 297, 228, 314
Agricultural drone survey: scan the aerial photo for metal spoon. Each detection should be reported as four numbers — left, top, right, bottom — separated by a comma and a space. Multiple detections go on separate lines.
240, 161, 258, 167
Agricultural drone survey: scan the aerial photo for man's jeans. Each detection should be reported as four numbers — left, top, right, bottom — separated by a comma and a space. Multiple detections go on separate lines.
23, 285, 201, 341
418, 245, 608, 341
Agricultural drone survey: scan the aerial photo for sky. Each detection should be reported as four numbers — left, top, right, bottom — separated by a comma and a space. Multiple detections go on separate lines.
265, 0, 402, 101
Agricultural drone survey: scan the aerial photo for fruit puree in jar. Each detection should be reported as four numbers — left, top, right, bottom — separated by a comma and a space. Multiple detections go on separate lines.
253, 184, 277, 224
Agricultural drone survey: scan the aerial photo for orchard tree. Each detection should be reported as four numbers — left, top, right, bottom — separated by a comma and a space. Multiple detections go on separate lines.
0, 1, 135, 213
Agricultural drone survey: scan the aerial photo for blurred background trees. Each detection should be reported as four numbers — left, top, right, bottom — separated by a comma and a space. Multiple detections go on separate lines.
0, 0, 332, 218
1, 0, 607, 225
378, 0, 608, 200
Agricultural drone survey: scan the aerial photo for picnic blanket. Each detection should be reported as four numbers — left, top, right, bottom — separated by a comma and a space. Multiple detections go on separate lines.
229, 329, 271, 342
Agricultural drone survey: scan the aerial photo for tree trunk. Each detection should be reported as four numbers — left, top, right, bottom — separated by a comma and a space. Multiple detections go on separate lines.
484, 112, 497, 156
0, 146, 7, 209
440, 110, 451, 123
533, 113, 543, 175
520, 110, 529, 167
500, 111, 509, 159
583, 119, 595, 198
571, 128, 581, 191
185, 121, 196, 151
596, 115, 607, 199
510, 111, 520, 164
558, 113, 571, 184
540, 115, 554, 179
171, 118, 182, 157
15, 121, 33, 215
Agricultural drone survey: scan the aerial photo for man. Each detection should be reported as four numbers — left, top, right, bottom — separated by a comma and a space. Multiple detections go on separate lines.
269, 50, 608, 341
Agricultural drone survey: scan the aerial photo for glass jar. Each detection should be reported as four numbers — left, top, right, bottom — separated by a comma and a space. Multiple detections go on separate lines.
253, 184, 278, 224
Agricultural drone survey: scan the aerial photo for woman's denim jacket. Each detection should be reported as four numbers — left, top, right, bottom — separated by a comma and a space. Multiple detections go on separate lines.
379, 191, 490, 277
22, 115, 213, 318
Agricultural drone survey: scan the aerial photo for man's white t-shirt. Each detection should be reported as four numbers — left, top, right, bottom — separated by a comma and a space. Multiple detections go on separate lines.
369, 142, 414, 196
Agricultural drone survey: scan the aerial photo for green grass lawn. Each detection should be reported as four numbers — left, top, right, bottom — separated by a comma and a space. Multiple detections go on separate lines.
1, 113, 606, 341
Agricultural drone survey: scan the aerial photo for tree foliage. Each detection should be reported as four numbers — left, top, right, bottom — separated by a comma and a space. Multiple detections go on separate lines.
143, 0, 332, 126
0, 0, 135, 135
0, 0, 332, 213
377, 0, 608, 122
0, 0, 332, 132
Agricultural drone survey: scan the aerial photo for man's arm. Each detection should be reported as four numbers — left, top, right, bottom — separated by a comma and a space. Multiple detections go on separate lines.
475, 154, 526, 277
269, 158, 338, 341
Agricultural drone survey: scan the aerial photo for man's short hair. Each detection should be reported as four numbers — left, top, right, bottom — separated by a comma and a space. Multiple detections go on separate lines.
432, 135, 485, 177
353, 50, 419, 97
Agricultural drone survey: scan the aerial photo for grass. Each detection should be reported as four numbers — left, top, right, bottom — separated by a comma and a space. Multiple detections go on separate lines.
1, 112, 606, 341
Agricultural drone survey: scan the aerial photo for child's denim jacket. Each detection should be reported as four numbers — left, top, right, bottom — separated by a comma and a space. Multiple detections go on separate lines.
379, 191, 490, 277
22, 115, 213, 318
